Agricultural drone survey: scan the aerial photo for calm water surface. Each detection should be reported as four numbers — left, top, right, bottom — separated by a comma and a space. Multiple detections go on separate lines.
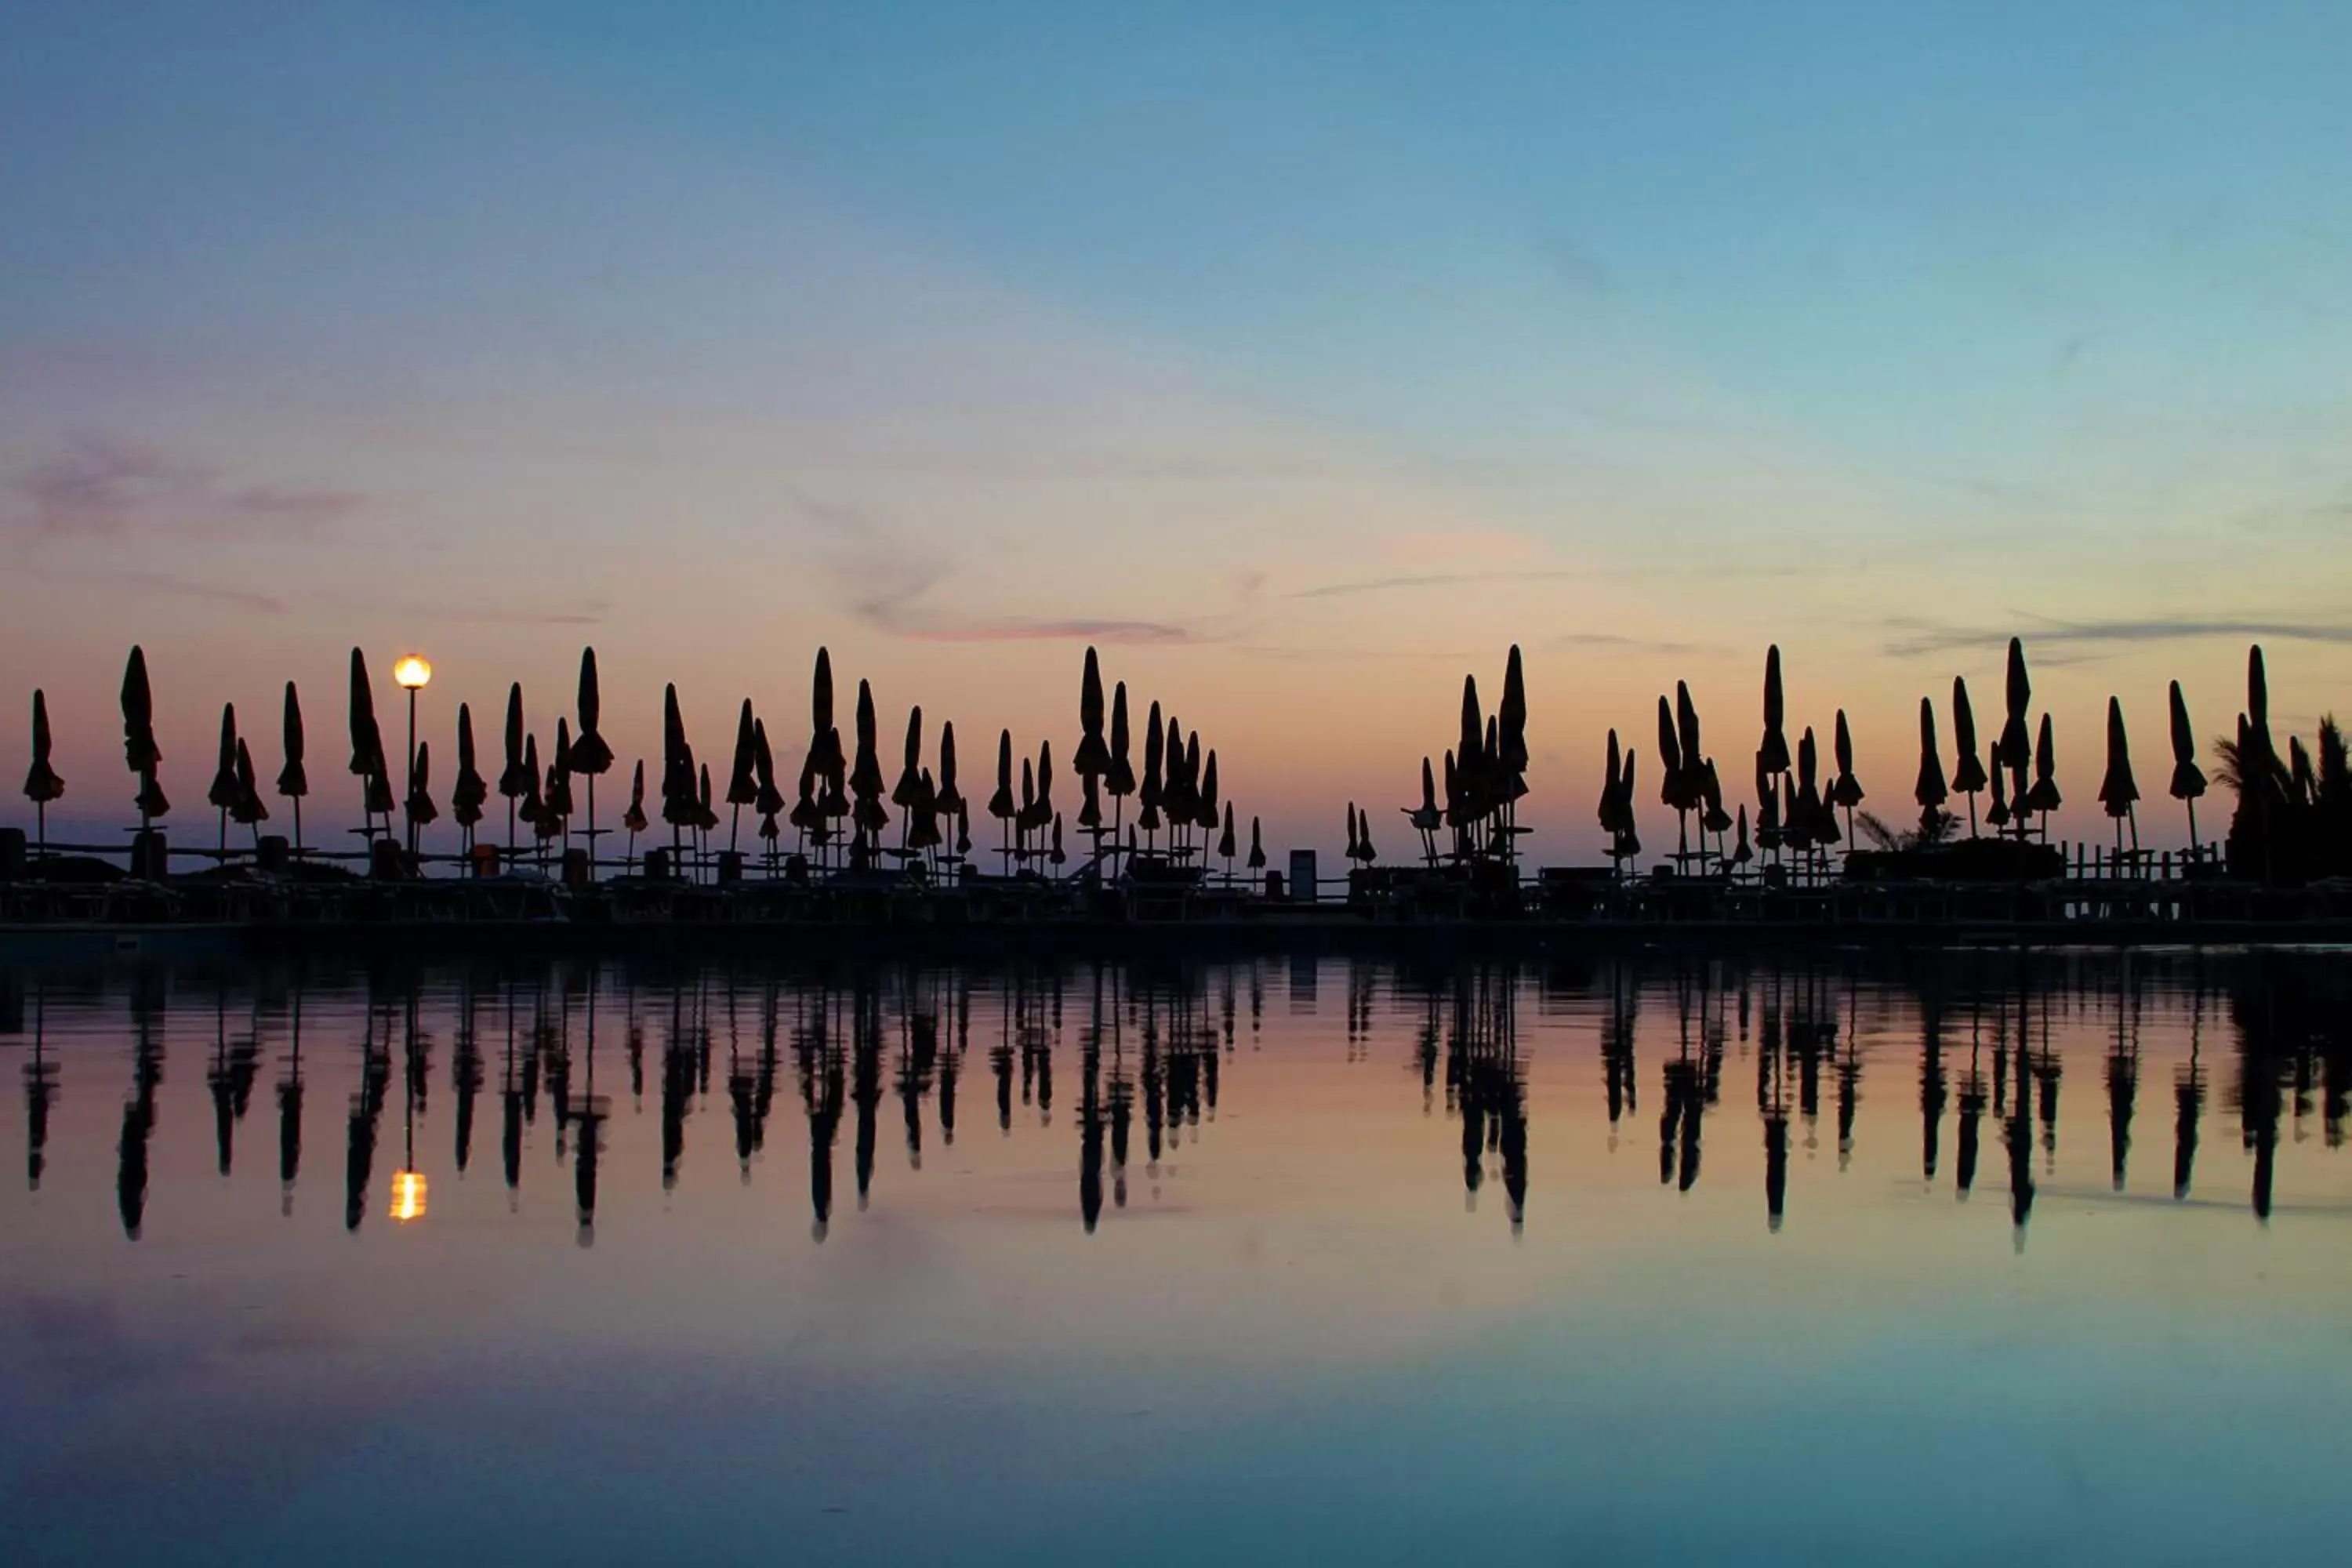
3, 949, 2349, 1566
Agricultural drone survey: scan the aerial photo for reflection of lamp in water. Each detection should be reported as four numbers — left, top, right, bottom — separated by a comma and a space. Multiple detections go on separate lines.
394, 655, 432, 857
390, 1167, 427, 1221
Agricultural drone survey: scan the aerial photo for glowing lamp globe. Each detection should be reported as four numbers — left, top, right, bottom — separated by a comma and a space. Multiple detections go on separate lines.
392, 655, 433, 691
390, 1169, 428, 1221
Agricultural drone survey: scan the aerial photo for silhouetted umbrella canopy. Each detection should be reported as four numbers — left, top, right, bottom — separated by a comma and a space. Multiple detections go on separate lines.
1950, 676, 1987, 794
1986, 760, 2011, 828
1106, 683, 1135, 797
2167, 681, 2205, 801
907, 768, 942, 851
849, 681, 884, 804
499, 684, 531, 800
24, 689, 63, 804
1599, 729, 1623, 836
121, 645, 159, 775
1915, 697, 1948, 811
2098, 696, 2138, 817
1459, 677, 1484, 783
1675, 682, 1702, 791
278, 682, 307, 800
1048, 814, 1065, 864
935, 721, 964, 817
622, 760, 648, 833
1199, 750, 1220, 829
134, 764, 170, 821
891, 706, 924, 808
2027, 713, 2061, 814
1248, 815, 1265, 869
661, 732, 699, 825
728, 699, 760, 808
809, 649, 843, 775
209, 704, 241, 812
1796, 728, 1833, 843
1700, 758, 1732, 835
988, 730, 1016, 820
1356, 804, 1375, 862
1218, 801, 1236, 859
1754, 750, 1780, 840
1075, 648, 1110, 779
346, 648, 381, 776
2290, 736, 2315, 802
1616, 752, 1641, 855
1162, 718, 1191, 821
452, 703, 488, 825
753, 719, 786, 817
518, 735, 543, 823
1018, 757, 1037, 829
1759, 645, 1791, 777
1443, 748, 1465, 828
697, 761, 718, 831
408, 741, 438, 827
660, 684, 690, 808
1140, 700, 1165, 818
362, 749, 394, 818
789, 755, 818, 832
1078, 768, 1103, 829
232, 738, 267, 826
817, 730, 847, 816
569, 648, 614, 775
1656, 695, 1682, 807
546, 720, 575, 818
1344, 802, 1359, 861
1732, 804, 1752, 865
2245, 644, 2275, 772
1830, 710, 1864, 809
1998, 637, 2032, 768
1499, 645, 1529, 775
1036, 739, 1055, 816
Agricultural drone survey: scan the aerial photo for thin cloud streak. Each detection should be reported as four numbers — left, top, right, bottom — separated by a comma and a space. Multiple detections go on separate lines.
1882, 613, 2352, 659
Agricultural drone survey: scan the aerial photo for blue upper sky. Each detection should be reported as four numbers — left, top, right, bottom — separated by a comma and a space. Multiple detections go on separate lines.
4, 2, 2350, 848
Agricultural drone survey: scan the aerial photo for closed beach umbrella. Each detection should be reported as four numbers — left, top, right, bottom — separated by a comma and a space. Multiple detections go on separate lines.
1499, 645, 1529, 775
1998, 637, 2032, 770
622, 758, 648, 836
1218, 801, 1236, 864
277, 681, 307, 824
2027, 713, 2061, 818
809, 649, 843, 776
1106, 684, 1136, 802
891, 707, 924, 810
753, 719, 786, 818
1915, 697, 1948, 818
452, 703, 488, 833
1950, 676, 1987, 834
1248, 815, 1265, 872
569, 648, 614, 775
2168, 680, 2207, 852
935, 721, 964, 819
1139, 701, 1164, 832
232, 738, 268, 834
2097, 696, 2139, 849
1759, 646, 1791, 777
209, 703, 241, 851
407, 740, 438, 833
24, 689, 63, 850
1075, 648, 1110, 779
121, 645, 159, 775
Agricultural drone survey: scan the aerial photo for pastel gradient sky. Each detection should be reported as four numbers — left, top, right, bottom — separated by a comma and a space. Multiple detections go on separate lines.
5, 2, 2351, 857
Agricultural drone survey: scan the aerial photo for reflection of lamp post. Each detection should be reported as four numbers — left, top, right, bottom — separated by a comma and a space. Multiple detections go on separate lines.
394, 655, 431, 858
390, 992, 427, 1221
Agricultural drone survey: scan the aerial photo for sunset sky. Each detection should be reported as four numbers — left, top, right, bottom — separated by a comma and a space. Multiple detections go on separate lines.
6, 3, 2351, 858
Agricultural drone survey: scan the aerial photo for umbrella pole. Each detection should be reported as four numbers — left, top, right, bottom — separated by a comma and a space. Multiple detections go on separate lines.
2187, 799, 2199, 859
586, 775, 597, 882
731, 802, 741, 856
34, 801, 42, 858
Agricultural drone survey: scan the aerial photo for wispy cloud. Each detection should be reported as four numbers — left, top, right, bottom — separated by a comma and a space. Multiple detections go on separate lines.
1881, 612, 2352, 659
26, 564, 288, 614
9, 435, 361, 543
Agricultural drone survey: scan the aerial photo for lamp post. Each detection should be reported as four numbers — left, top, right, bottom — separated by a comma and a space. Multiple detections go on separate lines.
393, 655, 432, 858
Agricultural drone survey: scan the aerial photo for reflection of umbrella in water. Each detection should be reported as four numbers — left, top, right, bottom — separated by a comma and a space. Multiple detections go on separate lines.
23, 688, 63, 854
